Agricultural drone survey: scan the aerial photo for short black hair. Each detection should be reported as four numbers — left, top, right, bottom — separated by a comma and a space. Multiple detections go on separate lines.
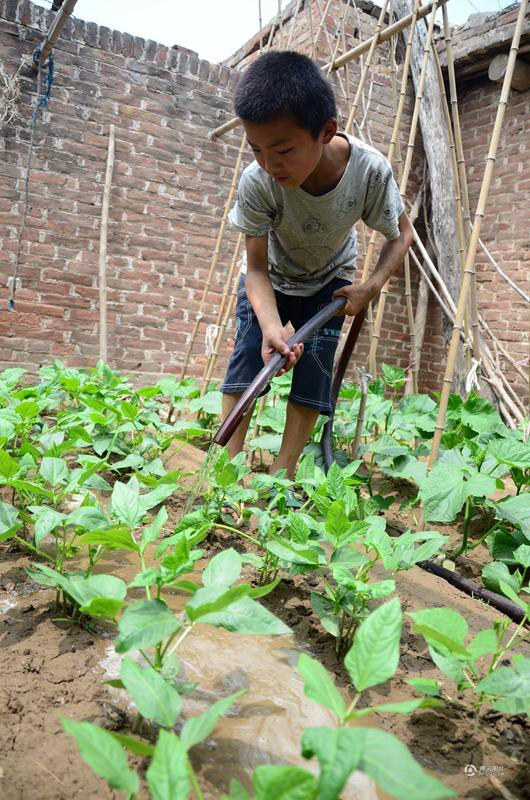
234, 51, 337, 139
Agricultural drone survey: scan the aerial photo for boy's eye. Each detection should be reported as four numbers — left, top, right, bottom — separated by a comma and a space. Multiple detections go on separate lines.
278, 149, 293, 155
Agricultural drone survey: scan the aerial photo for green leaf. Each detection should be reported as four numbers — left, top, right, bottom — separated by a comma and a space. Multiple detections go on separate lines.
180, 689, 244, 751
120, 657, 182, 727
66, 506, 109, 531
428, 648, 465, 684
514, 544, 530, 569
325, 500, 350, 542
115, 599, 181, 654
202, 548, 242, 587
39, 456, 69, 486
301, 726, 361, 800
0, 448, 19, 479
460, 393, 500, 433
406, 677, 441, 697
79, 526, 140, 553
481, 562, 522, 595
351, 698, 443, 718
381, 363, 406, 389
110, 481, 145, 528
297, 653, 346, 722
344, 597, 402, 692
221, 779, 251, 800
498, 580, 528, 613
252, 765, 317, 800
407, 607, 468, 652
491, 527, 527, 565
146, 730, 190, 800
496, 494, 530, 539
15, 399, 40, 420
197, 596, 290, 635
140, 506, 168, 553
477, 657, 530, 698
185, 584, 251, 623
419, 467, 466, 523
62, 719, 139, 794
81, 596, 124, 619
108, 731, 155, 757
29, 507, 65, 545
265, 536, 326, 566
488, 438, 530, 469
8, 479, 53, 499
0, 500, 20, 539
467, 628, 498, 660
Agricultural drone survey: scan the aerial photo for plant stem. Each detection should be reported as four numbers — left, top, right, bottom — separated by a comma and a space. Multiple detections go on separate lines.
165, 623, 193, 660
188, 758, 204, 800
215, 524, 265, 549
140, 553, 151, 600
451, 498, 473, 559
14, 535, 54, 562
490, 614, 529, 672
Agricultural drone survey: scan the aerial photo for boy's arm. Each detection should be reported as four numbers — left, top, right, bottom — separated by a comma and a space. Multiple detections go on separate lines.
245, 234, 303, 370
333, 211, 414, 316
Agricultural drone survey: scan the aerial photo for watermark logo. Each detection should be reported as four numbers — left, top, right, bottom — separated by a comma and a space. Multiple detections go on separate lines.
464, 764, 504, 777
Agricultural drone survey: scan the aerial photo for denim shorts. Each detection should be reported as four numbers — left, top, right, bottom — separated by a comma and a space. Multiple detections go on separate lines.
221, 275, 349, 415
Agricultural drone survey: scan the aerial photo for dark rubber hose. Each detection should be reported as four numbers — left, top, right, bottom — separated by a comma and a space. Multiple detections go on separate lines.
321, 308, 367, 471
417, 559, 527, 625
213, 296, 347, 447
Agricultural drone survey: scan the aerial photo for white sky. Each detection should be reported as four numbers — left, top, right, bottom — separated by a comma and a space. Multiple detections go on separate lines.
32, 0, 516, 63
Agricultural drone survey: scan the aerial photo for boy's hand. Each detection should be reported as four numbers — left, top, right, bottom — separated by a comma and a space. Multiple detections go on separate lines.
332, 283, 373, 316
262, 323, 304, 375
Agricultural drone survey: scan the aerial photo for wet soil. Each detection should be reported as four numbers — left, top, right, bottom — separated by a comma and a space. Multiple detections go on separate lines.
1, 442, 529, 799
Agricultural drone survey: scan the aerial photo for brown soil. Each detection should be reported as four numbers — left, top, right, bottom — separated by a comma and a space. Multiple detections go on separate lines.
1, 442, 528, 800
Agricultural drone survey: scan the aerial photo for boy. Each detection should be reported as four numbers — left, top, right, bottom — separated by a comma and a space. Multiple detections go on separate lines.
221, 51, 413, 479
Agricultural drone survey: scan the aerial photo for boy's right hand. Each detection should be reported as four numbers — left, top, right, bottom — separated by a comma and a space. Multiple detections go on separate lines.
262, 323, 304, 375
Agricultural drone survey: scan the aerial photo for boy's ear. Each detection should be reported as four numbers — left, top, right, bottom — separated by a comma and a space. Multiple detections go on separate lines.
321, 118, 337, 144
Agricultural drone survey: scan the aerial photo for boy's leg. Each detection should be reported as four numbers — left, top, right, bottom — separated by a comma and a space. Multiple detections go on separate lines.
221, 393, 256, 459
271, 400, 319, 479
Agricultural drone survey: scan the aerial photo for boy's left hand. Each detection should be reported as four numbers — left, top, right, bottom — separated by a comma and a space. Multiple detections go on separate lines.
332, 283, 373, 316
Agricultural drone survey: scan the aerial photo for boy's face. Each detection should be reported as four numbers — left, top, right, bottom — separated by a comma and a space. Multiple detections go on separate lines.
243, 115, 336, 189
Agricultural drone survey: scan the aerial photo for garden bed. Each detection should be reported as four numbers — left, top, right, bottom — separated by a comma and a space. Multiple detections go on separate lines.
1, 363, 529, 800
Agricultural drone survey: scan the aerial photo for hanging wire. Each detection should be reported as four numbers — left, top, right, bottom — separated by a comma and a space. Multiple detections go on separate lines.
8, 53, 54, 311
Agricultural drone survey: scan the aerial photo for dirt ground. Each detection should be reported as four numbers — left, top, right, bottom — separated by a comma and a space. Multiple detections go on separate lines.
1, 442, 529, 799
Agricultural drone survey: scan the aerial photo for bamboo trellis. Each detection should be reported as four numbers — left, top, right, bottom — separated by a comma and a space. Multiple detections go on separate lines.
427, 0, 529, 468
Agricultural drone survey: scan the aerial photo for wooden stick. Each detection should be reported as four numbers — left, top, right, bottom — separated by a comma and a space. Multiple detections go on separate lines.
427, 0, 529, 469
37, 0, 78, 66
286, 0, 303, 49
441, 4, 480, 362
312, 0, 334, 59
179, 135, 246, 379
98, 123, 115, 364
201, 233, 243, 391
345, 0, 391, 135
210, 0, 448, 139
368, 0, 439, 372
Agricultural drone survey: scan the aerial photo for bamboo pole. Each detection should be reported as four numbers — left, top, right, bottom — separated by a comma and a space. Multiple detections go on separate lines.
98, 124, 115, 364
36, 0, 78, 66
427, 0, 529, 468
179, 135, 246, 379
201, 233, 244, 390
441, 4, 480, 361
286, 0, 303, 49
312, 0, 335, 59
344, 0, 390, 134
368, 0, 432, 371
413, 229, 528, 394
390, 9, 418, 392
210, 0, 448, 140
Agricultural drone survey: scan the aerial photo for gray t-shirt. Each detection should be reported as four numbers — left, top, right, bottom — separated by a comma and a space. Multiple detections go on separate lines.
228, 133, 405, 296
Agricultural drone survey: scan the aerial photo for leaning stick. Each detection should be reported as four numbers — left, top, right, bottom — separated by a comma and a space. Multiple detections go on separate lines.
210, 0, 448, 139
344, 0, 390, 135
368, 0, 433, 370
201, 233, 244, 391
410, 247, 524, 423
286, 0, 303, 49
442, 4, 480, 359
390, 15, 418, 392
98, 123, 115, 364
412, 233, 526, 414
179, 135, 246, 379
312, 0, 334, 59
427, 0, 529, 468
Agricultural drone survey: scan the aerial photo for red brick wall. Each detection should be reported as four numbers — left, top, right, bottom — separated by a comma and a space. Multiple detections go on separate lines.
0, 0, 527, 408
